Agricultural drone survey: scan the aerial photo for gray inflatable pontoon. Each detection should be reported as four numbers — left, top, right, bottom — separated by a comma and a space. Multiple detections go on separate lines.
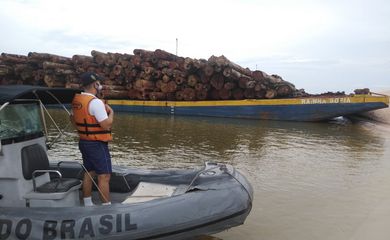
0, 85, 253, 240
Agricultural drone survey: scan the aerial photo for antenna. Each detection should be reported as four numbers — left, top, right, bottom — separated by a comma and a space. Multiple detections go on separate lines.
176, 38, 178, 56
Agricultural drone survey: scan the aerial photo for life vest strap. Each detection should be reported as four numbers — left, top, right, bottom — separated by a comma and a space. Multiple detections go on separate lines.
75, 122, 101, 127
77, 130, 112, 135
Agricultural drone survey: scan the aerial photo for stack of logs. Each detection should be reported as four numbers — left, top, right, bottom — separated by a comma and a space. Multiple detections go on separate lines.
0, 49, 308, 100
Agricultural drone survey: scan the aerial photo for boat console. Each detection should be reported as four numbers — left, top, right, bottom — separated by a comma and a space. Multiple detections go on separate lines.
0, 101, 81, 208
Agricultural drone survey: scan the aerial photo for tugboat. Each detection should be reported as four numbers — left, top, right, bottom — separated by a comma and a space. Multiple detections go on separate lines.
0, 85, 253, 240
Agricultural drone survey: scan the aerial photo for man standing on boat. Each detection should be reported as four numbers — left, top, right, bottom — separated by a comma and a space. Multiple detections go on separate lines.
71, 72, 114, 206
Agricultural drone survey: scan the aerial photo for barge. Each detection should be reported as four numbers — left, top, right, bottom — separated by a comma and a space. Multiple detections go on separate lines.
107, 93, 389, 121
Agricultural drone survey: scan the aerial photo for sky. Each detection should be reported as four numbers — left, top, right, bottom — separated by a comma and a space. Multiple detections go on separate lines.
0, 0, 389, 94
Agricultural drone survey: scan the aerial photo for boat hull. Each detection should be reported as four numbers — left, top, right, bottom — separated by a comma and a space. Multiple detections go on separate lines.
107, 94, 389, 121
0, 164, 253, 240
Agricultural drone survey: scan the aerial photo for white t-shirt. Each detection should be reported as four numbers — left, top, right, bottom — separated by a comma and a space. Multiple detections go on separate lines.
81, 92, 108, 122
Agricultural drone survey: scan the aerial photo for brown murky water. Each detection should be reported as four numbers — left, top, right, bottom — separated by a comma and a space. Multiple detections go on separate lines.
47, 109, 390, 240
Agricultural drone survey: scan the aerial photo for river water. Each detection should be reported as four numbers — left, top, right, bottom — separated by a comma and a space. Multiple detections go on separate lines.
47, 109, 390, 240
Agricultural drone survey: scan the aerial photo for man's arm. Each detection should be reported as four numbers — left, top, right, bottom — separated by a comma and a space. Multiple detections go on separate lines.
99, 104, 114, 130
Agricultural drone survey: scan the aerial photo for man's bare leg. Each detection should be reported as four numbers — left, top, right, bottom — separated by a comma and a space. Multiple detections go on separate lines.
82, 171, 96, 206
98, 174, 111, 203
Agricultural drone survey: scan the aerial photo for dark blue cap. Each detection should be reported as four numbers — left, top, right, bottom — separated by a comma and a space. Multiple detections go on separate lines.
80, 72, 103, 86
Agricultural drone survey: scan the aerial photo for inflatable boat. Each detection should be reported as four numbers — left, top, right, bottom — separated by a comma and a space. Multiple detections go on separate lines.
0, 85, 253, 240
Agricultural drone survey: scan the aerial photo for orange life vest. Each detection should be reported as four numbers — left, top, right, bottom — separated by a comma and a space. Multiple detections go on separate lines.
72, 93, 112, 142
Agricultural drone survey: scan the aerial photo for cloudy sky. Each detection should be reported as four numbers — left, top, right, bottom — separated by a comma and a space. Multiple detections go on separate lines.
1, 0, 389, 93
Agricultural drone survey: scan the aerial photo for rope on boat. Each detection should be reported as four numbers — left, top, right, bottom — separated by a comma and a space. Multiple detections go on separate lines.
184, 163, 253, 203
80, 163, 110, 203
184, 164, 220, 193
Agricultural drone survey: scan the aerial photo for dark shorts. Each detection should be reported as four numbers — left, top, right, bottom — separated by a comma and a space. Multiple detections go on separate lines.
79, 140, 112, 174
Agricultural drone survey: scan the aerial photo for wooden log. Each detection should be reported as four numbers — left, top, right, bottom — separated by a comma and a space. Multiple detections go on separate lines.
143, 66, 155, 75
153, 70, 162, 79
28, 52, 71, 64
246, 80, 256, 89
65, 82, 80, 89
208, 55, 252, 76
175, 76, 185, 85
175, 90, 184, 101
194, 83, 204, 91
91, 50, 107, 65
33, 69, 45, 81
238, 77, 249, 89
265, 89, 277, 99
112, 64, 123, 76
354, 88, 370, 95
222, 67, 232, 78
215, 65, 223, 73
172, 69, 185, 79
192, 59, 203, 70
255, 89, 266, 99
210, 89, 220, 100
254, 83, 266, 92
168, 61, 180, 70
159, 82, 168, 93
44, 74, 65, 87
244, 89, 255, 99
203, 64, 214, 77
196, 89, 208, 100
153, 49, 178, 61
72, 55, 93, 64
134, 79, 155, 91
13, 64, 33, 80
218, 89, 231, 100
133, 49, 154, 59
43, 61, 73, 70
183, 58, 194, 71
0, 65, 14, 76
117, 54, 133, 68
165, 92, 175, 101
155, 80, 163, 89
268, 74, 284, 84
162, 68, 173, 76
157, 60, 170, 69
182, 88, 196, 101
276, 84, 293, 97
210, 74, 224, 90
1, 53, 28, 64
138, 71, 152, 81
232, 88, 244, 100
101, 89, 128, 99
128, 89, 142, 99
54, 68, 75, 75
198, 71, 211, 84
149, 92, 166, 100
160, 81, 177, 93
187, 74, 199, 87
223, 81, 236, 90
102, 84, 126, 91
130, 55, 142, 67
252, 70, 268, 81
140, 61, 152, 69
162, 74, 170, 83
125, 68, 138, 80
167, 81, 177, 93
223, 67, 247, 80
202, 83, 211, 91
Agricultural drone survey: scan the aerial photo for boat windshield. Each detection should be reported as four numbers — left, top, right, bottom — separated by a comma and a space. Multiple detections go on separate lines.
0, 103, 43, 141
